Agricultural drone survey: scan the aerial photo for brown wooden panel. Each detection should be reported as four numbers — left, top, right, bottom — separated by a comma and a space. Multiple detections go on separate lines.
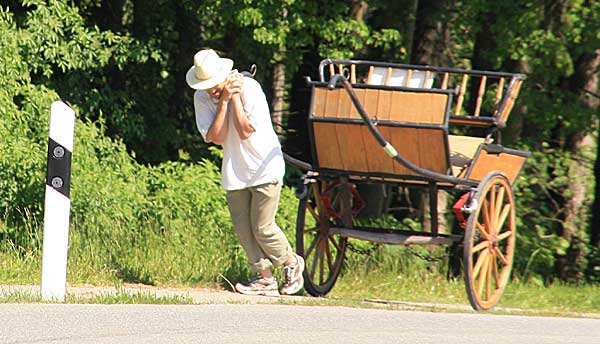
336, 88, 352, 119
377, 89, 392, 121
360, 125, 395, 174
335, 123, 369, 172
389, 92, 448, 124
313, 122, 343, 170
387, 127, 421, 176
364, 89, 380, 117
467, 151, 526, 184
312, 87, 327, 117
417, 128, 448, 174
346, 88, 365, 120
324, 88, 341, 118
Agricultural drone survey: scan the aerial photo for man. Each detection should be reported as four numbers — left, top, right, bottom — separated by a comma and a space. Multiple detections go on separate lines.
186, 49, 304, 296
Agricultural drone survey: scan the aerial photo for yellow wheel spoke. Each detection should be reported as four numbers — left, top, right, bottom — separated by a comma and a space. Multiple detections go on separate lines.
473, 249, 489, 278
494, 186, 506, 231
488, 187, 497, 234
482, 201, 492, 235
472, 240, 489, 254
492, 254, 500, 287
476, 222, 490, 240
494, 247, 509, 265
486, 256, 493, 300
496, 203, 511, 232
497, 230, 512, 242
477, 254, 490, 297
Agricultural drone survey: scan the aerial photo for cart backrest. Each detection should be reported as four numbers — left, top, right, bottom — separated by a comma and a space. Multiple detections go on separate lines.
319, 59, 526, 128
310, 85, 451, 177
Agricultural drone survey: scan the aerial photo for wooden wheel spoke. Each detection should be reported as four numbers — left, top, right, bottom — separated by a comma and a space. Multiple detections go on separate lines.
325, 239, 334, 272
328, 235, 341, 252
497, 230, 512, 242
472, 240, 489, 254
307, 204, 319, 222
305, 233, 321, 259
481, 201, 492, 234
488, 186, 497, 233
309, 240, 320, 281
494, 186, 506, 227
494, 247, 509, 265
477, 254, 490, 297
492, 253, 500, 287
476, 222, 490, 240
319, 239, 325, 284
496, 203, 511, 232
304, 226, 320, 234
473, 249, 489, 278
486, 255, 493, 300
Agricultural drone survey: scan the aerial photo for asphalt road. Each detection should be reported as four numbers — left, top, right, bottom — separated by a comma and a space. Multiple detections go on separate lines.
1, 303, 599, 344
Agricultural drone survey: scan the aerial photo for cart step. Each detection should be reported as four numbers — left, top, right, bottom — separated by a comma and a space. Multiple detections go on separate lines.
329, 226, 461, 246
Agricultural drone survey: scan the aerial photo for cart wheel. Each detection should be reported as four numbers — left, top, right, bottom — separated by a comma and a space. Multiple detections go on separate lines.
463, 172, 516, 310
296, 180, 348, 296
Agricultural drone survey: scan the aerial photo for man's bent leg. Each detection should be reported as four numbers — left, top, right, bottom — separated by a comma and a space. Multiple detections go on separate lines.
250, 180, 292, 268
226, 188, 273, 273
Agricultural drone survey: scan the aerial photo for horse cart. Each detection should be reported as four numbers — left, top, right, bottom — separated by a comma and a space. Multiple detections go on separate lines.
284, 59, 530, 310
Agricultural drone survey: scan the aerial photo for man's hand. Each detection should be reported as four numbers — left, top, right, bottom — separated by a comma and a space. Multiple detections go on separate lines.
220, 71, 243, 102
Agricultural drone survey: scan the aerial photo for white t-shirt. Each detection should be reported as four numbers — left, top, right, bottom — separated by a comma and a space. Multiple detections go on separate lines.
194, 77, 285, 190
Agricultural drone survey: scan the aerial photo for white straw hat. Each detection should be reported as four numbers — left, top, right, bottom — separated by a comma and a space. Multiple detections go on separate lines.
186, 49, 234, 90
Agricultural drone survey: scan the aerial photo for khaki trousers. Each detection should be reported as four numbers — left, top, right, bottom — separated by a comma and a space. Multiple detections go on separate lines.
226, 180, 291, 273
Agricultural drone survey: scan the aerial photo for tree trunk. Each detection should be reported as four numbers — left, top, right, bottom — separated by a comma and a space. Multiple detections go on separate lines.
271, 62, 285, 135
410, 0, 452, 66
558, 50, 599, 281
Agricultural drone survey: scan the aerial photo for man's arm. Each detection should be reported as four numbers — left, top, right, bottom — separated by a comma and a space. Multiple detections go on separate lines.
205, 99, 229, 145
230, 92, 255, 140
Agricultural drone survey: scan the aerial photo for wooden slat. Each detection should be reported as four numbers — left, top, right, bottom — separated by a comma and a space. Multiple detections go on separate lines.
347, 88, 365, 119
335, 123, 369, 172
389, 92, 448, 124
388, 127, 421, 176
350, 64, 356, 84
498, 79, 523, 123
474, 76, 487, 117
455, 74, 469, 115
324, 88, 340, 117
405, 69, 413, 87
493, 77, 505, 115
441, 72, 449, 89
312, 87, 327, 117
313, 122, 343, 170
366, 65, 374, 84
416, 128, 448, 174
385, 67, 392, 85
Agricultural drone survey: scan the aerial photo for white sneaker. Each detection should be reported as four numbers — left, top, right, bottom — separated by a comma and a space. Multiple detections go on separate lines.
235, 276, 280, 296
281, 253, 305, 295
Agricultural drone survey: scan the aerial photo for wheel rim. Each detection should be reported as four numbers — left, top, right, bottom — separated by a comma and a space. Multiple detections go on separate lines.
296, 180, 347, 296
464, 173, 516, 310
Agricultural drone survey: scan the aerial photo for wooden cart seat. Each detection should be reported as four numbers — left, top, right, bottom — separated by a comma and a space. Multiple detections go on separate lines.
448, 135, 485, 177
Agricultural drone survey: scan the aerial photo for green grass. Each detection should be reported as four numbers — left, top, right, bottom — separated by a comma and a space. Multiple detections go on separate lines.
1, 214, 599, 316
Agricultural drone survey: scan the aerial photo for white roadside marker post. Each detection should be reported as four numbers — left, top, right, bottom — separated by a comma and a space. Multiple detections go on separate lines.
41, 101, 75, 302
